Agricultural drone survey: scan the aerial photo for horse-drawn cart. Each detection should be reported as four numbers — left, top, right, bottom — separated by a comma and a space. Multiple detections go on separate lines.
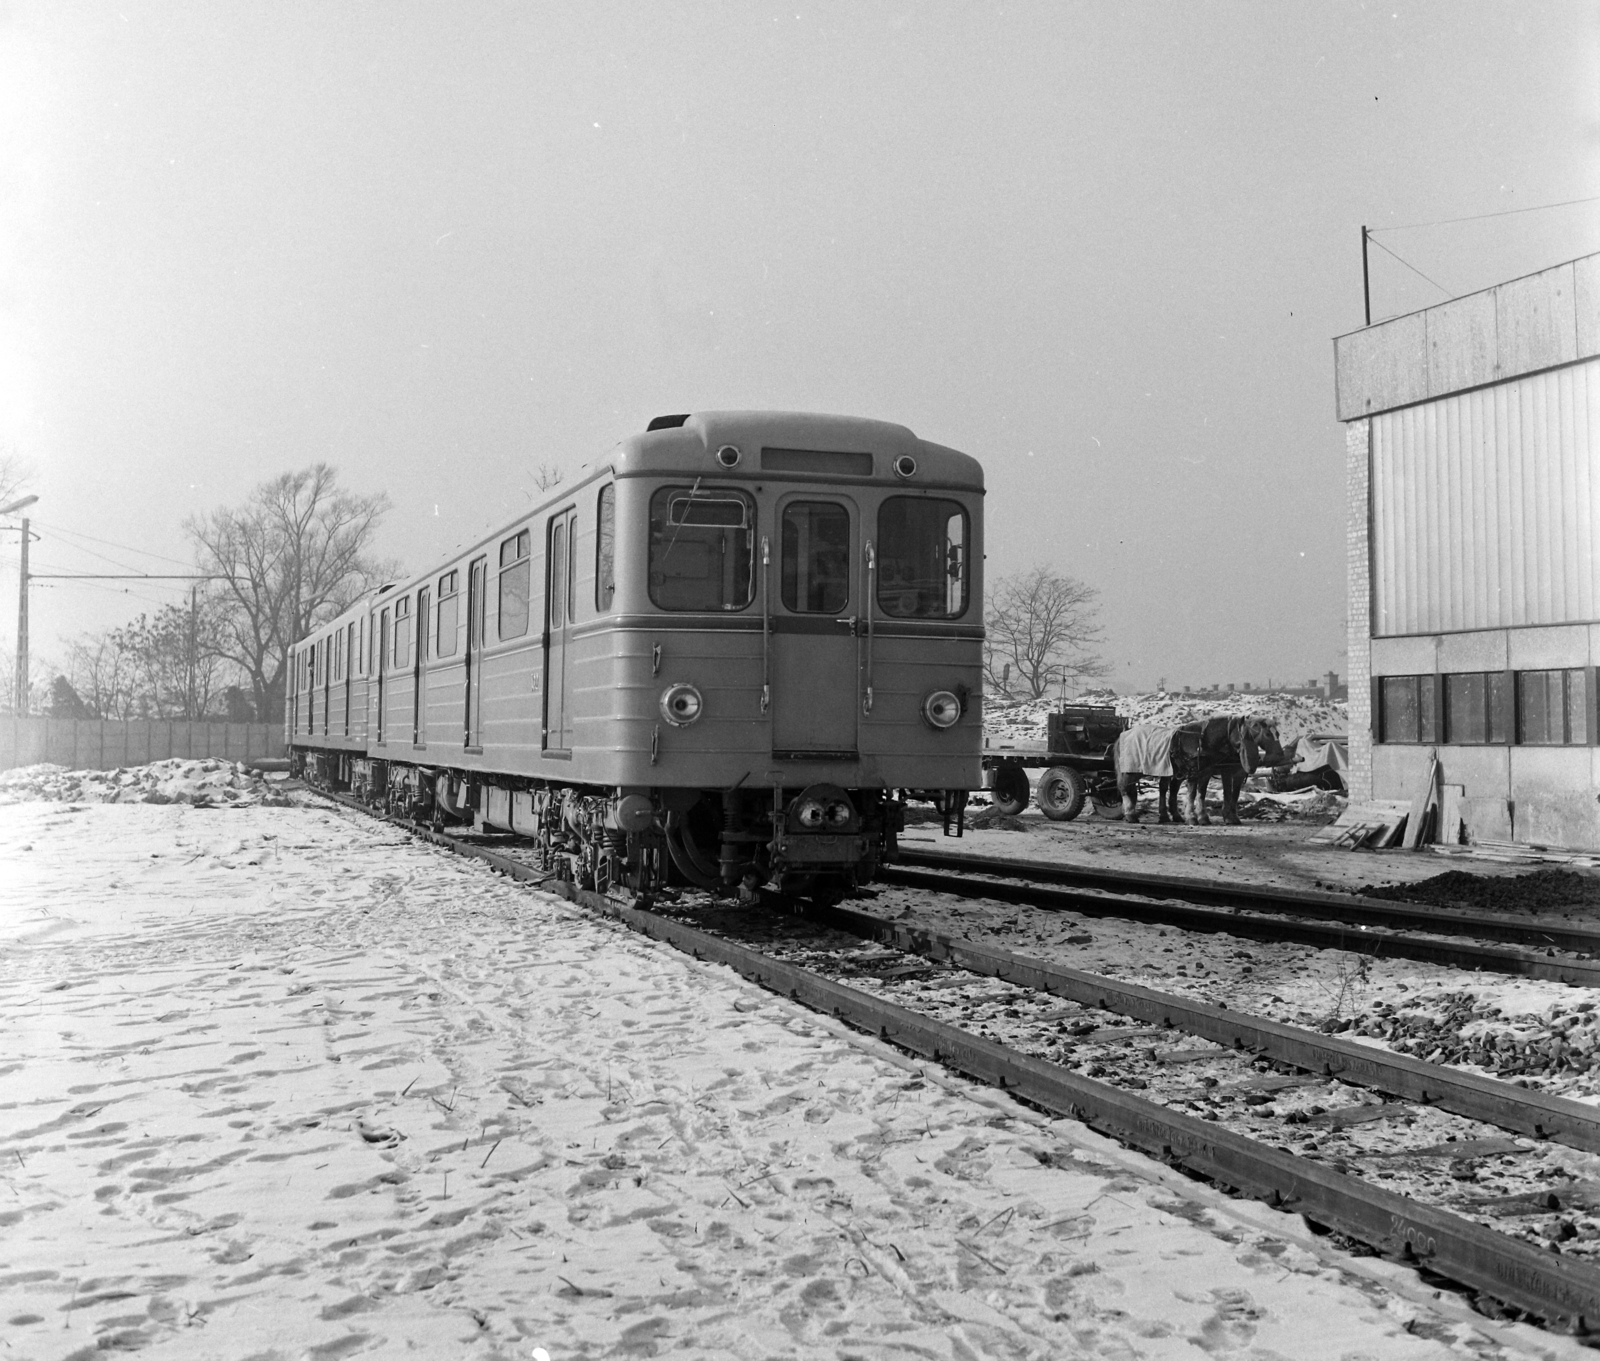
981, 705, 1129, 821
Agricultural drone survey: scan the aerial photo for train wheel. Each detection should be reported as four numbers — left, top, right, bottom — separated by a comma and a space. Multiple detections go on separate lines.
1036, 766, 1086, 822
989, 762, 1030, 817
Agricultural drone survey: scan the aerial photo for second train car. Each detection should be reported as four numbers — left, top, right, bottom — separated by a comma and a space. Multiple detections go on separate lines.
288, 410, 984, 902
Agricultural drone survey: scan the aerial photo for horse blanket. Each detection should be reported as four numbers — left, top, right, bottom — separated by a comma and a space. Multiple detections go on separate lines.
1114, 723, 1178, 778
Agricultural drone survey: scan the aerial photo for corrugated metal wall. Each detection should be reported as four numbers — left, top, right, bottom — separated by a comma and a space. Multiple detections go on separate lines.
1373, 356, 1600, 635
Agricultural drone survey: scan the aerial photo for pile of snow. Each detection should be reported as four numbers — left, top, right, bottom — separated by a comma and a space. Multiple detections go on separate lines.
0, 758, 293, 807
985, 690, 1347, 749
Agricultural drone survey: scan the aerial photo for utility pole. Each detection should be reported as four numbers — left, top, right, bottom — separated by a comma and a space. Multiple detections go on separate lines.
1361, 225, 1371, 327
0, 494, 39, 715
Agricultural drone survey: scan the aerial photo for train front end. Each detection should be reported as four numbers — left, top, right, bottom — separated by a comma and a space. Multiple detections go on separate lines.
609, 411, 984, 902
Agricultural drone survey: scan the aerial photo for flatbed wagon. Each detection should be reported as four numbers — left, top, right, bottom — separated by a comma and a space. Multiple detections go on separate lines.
980, 704, 1128, 820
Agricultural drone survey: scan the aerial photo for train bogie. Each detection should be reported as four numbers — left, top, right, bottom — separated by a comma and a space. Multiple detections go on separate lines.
289, 411, 983, 901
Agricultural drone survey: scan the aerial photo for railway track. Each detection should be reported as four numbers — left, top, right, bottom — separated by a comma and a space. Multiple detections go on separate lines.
310, 788, 1600, 1333
884, 851, 1600, 986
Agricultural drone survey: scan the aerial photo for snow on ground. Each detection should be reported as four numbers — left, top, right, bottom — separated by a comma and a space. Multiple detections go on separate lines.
1, 793, 1579, 1359
0, 759, 291, 808
985, 690, 1348, 749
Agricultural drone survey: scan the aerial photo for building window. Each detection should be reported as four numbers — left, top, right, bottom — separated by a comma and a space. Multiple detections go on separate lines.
498, 530, 532, 640
1443, 671, 1510, 744
437, 571, 459, 657
1518, 668, 1588, 745
1378, 674, 1438, 744
596, 485, 615, 611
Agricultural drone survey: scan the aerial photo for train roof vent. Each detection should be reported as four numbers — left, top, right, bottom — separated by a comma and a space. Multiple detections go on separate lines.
646, 413, 691, 431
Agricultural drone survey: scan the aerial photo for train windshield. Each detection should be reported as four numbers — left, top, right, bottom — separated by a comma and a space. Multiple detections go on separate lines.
649, 486, 756, 611
876, 497, 969, 618
781, 501, 850, 613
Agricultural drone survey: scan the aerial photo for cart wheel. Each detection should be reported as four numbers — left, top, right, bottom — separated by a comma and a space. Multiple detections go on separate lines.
990, 762, 1030, 817
1036, 765, 1087, 821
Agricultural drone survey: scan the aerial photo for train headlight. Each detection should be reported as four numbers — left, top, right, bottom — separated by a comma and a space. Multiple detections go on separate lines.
659, 682, 704, 726
823, 799, 853, 828
794, 797, 826, 829
922, 689, 962, 729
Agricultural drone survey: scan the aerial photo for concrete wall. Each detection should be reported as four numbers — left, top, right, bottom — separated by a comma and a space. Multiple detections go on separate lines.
1335, 253, 1599, 421
1368, 619, 1600, 848
0, 718, 284, 773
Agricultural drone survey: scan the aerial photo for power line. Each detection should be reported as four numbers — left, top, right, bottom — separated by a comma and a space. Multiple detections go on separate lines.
29, 518, 195, 569
1370, 192, 1600, 234
1366, 234, 1454, 299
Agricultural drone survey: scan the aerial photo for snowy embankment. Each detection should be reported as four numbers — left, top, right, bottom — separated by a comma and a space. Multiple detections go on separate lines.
0, 792, 1552, 1359
0, 757, 291, 807
985, 690, 1348, 749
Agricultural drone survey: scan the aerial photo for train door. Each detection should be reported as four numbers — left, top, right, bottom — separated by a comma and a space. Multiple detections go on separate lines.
771, 497, 858, 758
376, 608, 389, 744
543, 509, 576, 753
322, 637, 331, 736
414, 586, 430, 744
464, 557, 486, 747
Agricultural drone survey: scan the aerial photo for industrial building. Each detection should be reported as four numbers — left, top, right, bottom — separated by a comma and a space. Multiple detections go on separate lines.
1337, 250, 1600, 848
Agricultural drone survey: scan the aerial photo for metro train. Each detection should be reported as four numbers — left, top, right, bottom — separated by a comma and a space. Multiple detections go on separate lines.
287, 411, 984, 902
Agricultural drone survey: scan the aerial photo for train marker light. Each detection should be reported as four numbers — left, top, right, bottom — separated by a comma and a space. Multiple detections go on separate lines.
716, 444, 742, 468
922, 689, 961, 729
893, 454, 917, 479
660, 682, 704, 726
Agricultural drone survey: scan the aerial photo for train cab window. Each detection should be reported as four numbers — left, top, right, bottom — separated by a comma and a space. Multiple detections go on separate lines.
648, 486, 755, 611
394, 596, 411, 667
781, 501, 850, 613
596, 485, 616, 610
877, 497, 969, 619
437, 571, 459, 656
498, 531, 531, 640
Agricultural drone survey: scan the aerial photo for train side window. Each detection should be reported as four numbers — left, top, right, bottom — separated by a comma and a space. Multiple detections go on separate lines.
549, 519, 567, 627
437, 571, 459, 656
648, 486, 755, 611
781, 501, 850, 613
498, 531, 531, 640
877, 497, 969, 619
394, 596, 411, 667
596, 484, 616, 610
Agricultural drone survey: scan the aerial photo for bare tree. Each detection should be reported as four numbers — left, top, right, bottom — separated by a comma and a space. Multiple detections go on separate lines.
0, 448, 33, 508
984, 565, 1109, 700
523, 461, 565, 502
61, 633, 137, 718
187, 466, 394, 724
106, 596, 235, 718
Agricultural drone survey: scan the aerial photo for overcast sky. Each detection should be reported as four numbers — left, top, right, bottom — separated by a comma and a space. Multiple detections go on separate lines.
4, 1, 1598, 693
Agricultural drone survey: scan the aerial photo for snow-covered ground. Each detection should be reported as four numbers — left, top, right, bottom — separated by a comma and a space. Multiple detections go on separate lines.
3, 795, 1586, 1358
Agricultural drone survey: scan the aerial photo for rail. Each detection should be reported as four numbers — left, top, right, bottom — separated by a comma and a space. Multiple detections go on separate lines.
878, 863, 1600, 987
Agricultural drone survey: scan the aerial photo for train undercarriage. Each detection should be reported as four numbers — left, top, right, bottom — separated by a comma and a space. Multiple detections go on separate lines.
293, 749, 912, 905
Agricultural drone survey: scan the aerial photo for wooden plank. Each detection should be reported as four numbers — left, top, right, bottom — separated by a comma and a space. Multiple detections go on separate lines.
1439, 783, 1465, 847
1401, 755, 1440, 850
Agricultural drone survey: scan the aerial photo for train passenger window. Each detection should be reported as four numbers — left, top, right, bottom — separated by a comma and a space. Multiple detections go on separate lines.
596, 485, 616, 610
437, 571, 458, 656
394, 596, 411, 667
549, 519, 567, 627
648, 486, 755, 611
498, 530, 532, 640
781, 502, 850, 613
877, 497, 969, 619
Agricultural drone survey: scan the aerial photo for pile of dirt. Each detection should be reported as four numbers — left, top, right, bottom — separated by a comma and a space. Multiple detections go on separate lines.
1358, 868, 1600, 915
0, 759, 294, 808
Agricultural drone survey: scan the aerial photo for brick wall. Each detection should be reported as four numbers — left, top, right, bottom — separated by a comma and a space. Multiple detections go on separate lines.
1345, 418, 1373, 800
